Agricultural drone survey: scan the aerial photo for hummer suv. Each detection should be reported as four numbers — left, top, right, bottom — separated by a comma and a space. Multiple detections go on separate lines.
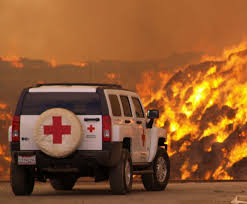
8, 83, 170, 195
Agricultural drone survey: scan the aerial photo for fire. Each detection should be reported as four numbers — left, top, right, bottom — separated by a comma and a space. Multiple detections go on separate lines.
191, 164, 198, 172
0, 102, 12, 180
0, 104, 7, 110
0, 103, 12, 129
212, 165, 233, 180
37, 81, 44, 85
105, 72, 121, 84
0, 144, 11, 163
0, 112, 12, 122
137, 41, 247, 180
49, 58, 57, 68
180, 160, 190, 180
137, 72, 172, 107
0, 144, 11, 180
106, 73, 116, 80
205, 171, 211, 180
227, 143, 247, 168
0, 56, 24, 68
72, 61, 87, 67
179, 141, 191, 152
0, 145, 6, 155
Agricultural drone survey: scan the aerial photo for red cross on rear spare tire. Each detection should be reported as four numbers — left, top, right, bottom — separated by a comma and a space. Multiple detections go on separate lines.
34, 108, 83, 158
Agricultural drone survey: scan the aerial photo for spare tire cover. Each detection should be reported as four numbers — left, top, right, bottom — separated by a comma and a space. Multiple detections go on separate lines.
34, 108, 82, 158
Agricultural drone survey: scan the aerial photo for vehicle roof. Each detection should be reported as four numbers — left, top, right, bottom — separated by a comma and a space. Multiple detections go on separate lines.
29, 85, 98, 93
35, 83, 122, 88
28, 83, 133, 93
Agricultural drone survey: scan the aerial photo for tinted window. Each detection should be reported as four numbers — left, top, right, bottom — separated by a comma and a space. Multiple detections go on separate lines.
120, 96, 132, 117
22, 92, 101, 115
132, 97, 144, 118
108, 94, 121, 116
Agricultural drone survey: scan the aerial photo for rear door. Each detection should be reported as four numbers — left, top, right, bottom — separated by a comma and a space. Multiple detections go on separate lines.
119, 95, 137, 160
104, 90, 138, 160
20, 91, 103, 151
130, 96, 149, 162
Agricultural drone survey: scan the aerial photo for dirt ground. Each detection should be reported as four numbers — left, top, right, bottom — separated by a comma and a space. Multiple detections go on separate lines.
0, 180, 246, 204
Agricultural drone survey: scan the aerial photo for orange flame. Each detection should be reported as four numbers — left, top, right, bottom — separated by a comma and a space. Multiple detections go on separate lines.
0, 145, 10, 163
137, 41, 247, 180
0, 56, 24, 68
72, 61, 87, 67
106, 73, 116, 80
49, 58, 57, 68
105, 72, 121, 84
0, 112, 12, 121
0, 144, 11, 180
180, 160, 190, 180
0, 104, 7, 110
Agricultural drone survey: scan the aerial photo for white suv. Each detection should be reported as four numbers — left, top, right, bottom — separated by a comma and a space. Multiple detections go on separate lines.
9, 83, 170, 195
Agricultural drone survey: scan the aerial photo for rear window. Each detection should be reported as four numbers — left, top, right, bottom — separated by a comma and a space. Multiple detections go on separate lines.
108, 94, 121, 116
132, 97, 145, 118
21, 92, 102, 115
120, 95, 132, 117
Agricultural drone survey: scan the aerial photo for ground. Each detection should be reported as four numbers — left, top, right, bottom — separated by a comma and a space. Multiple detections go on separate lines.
0, 180, 246, 204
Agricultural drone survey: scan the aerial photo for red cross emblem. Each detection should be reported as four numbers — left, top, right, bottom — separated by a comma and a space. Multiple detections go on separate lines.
141, 129, 146, 146
43, 116, 71, 144
87, 124, 95, 132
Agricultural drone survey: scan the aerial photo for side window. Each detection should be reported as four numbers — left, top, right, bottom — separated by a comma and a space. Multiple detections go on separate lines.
132, 97, 144, 118
120, 95, 132, 117
108, 94, 121, 116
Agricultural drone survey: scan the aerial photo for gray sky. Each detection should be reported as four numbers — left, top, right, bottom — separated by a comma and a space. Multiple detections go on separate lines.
1, 0, 247, 63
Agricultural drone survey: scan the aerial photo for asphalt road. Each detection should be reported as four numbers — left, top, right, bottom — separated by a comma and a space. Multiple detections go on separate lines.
0, 180, 246, 204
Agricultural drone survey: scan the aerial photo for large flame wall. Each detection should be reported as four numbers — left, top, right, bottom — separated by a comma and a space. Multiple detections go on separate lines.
0, 103, 12, 180
137, 42, 247, 180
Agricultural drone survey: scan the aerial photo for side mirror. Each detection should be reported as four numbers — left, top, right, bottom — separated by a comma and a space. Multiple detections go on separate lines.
147, 109, 159, 119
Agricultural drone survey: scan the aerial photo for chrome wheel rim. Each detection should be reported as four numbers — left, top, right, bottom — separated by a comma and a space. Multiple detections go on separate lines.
125, 159, 131, 186
156, 156, 167, 183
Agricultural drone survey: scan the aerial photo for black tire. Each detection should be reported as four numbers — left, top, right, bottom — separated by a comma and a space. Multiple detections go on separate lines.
142, 148, 170, 191
10, 162, 35, 196
109, 149, 133, 195
50, 174, 77, 190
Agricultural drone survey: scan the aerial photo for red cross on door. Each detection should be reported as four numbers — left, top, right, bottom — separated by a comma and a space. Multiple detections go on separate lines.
43, 116, 71, 144
87, 124, 95, 133
141, 129, 146, 146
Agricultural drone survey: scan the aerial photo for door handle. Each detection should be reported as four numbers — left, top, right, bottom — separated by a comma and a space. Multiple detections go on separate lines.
84, 118, 100, 122
125, 120, 131, 124
136, 121, 142, 124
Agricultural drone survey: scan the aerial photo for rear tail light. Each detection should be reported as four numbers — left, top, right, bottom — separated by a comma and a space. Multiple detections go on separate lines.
12, 116, 20, 142
102, 115, 111, 142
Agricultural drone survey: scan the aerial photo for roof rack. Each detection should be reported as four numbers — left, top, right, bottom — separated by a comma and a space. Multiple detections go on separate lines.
35, 83, 122, 89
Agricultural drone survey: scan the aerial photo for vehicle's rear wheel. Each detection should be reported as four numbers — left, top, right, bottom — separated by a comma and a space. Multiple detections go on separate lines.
50, 174, 77, 190
10, 162, 35, 195
109, 149, 133, 195
141, 148, 170, 191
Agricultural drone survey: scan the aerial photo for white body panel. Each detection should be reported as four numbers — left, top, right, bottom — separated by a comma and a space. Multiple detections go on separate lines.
112, 124, 139, 160
20, 115, 102, 151
8, 125, 12, 142
20, 116, 39, 150
147, 127, 166, 162
77, 115, 102, 150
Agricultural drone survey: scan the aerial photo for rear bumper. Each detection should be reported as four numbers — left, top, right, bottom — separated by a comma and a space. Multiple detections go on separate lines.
11, 142, 122, 169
